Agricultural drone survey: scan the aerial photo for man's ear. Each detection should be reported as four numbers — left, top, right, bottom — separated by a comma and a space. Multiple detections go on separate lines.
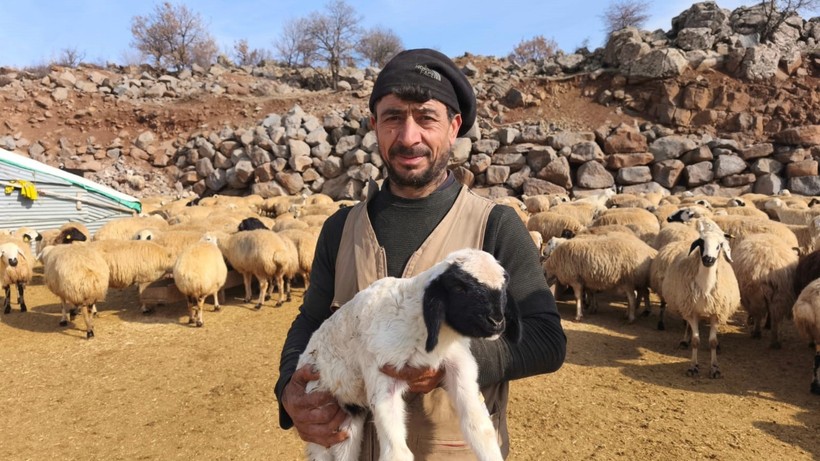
422, 276, 447, 352
449, 113, 462, 142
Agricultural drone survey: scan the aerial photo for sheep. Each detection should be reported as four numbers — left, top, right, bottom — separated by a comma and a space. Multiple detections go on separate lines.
273, 218, 310, 232
654, 222, 699, 250
41, 244, 109, 339
590, 208, 660, 246
55, 222, 90, 244
730, 233, 798, 349
662, 229, 740, 378
219, 229, 298, 308
794, 248, 820, 298
297, 213, 329, 228
133, 228, 207, 261
792, 278, 820, 395
529, 231, 544, 251
87, 239, 176, 314
521, 194, 553, 213
0, 241, 33, 314
172, 234, 228, 327
93, 215, 168, 241
711, 215, 799, 249
277, 228, 318, 292
492, 196, 529, 223
719, 205, 769, 219
547, 201, 603, 226
297, 248, 518, 461
543, 232, 656, 323
766, 197, 820, 225
606, 193, 654, 210
526, 211, 585, 244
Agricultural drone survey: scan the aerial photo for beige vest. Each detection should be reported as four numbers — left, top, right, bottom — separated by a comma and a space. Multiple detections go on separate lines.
332, 183, 509, 460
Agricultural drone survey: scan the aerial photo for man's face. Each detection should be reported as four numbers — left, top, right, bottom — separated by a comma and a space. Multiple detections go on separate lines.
371, 94, 461, 195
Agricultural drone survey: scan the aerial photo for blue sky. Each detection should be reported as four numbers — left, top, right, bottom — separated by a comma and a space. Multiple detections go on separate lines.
0, 0, 754, 68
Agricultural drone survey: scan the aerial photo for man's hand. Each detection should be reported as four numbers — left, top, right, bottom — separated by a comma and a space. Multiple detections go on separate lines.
380, 364, 445, 393
281, 365, 349, 448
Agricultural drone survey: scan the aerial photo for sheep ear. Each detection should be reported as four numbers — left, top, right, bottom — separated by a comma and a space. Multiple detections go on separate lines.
503, 292, 522, 344
422, 277, 447, 352
724, 233, 734, 240
721, 242, 733, 263
689, 238, 703, 255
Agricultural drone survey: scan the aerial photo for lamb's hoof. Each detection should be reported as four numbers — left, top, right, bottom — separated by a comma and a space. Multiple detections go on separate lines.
254, 303, 262, 310
195, 320, 203, 328
286, 295, 292, 302
657, 321, 666, 331
710, 365, 721, 379
214, 305, 221, 312
686, 364, 699, 377
275, 301, 283, 308
86, 330, 95, 339
811, 381, 820, 395
59, 320, 68, 327
678, 341, 690, 350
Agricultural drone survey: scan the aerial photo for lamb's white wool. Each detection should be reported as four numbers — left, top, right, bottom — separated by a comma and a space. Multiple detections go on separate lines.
297, 248, 515, 461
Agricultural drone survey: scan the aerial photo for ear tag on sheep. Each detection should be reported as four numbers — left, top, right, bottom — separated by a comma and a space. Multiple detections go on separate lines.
23, 235, 31, 242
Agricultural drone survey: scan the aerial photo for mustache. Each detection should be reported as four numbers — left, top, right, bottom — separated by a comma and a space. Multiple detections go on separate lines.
388, 144, 432, 157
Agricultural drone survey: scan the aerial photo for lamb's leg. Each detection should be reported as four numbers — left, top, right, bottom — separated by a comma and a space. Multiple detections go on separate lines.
59, 300, 70, 326
369, 375, 413, 461
679, 321, 692, 349
685, 316, 700, 377
285, 276, 292, 302
81, 304, 94, 339
242, 273, 253, 303
811, 348, 820, 395
750, 312, 763, 339
211, 290, 221, 312
255, 277, 268, 310
17, 282, 26, 312
138, 282, 153, 314
767, 301, 781, 350
708, 315, 721, 378
186, 298, 195, 325
277, 274, 286, 307
657, 298, 666, 331
329, 413, 365, 461
3, 284, 10, 314
571, 283, 584, 322
443, 345, 503, 461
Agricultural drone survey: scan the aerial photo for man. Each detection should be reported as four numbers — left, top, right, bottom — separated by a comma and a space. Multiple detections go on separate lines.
275, 48, 566, 459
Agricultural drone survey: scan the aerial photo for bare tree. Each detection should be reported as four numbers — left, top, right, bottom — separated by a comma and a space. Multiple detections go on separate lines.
357, 26, 403, 67
601, 0, 651, 36
233, 39, 272, 67
508, 35, 559, 64
304, 0, 362, 88
274, 17, 316, 67
130, 2, 218, 71
54, 47, 86, 67
759, 0, 820, 43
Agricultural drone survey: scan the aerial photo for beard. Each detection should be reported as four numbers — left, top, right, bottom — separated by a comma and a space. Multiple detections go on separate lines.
384, 143, 451, 189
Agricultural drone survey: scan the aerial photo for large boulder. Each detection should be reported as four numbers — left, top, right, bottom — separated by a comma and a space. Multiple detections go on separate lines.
627, 49, 689, 82
738, 45, 781, 81
671, 1, 731, 35
603, 27, 649, 68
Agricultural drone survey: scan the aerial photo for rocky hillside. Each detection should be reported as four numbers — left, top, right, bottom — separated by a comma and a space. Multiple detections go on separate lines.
1, 1, 819, 201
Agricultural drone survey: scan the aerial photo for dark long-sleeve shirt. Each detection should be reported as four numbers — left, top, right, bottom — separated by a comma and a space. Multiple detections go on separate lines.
275, 178, 566, 428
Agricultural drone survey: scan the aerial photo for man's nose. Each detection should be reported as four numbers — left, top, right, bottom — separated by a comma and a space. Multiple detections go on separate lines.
395, 117, 422, 146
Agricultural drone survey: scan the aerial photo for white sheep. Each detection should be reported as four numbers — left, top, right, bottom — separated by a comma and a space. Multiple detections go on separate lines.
41, 244, 109, 339
590, 207, 660, 246
219, 229, 298, 308
792, 278, 820, 395
662, 230, 740, 378
277, 228, 318, 292
0, 241, 33, 314
87, 239, 177, 314
526, 211, 585, 244
543, 232, 656, 323
730, 233, 798, 349
173, 234, 228, 327
297, 248, 518, 461
93, 215, 169, 241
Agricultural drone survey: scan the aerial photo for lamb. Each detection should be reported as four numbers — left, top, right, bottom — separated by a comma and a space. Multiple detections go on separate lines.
297, 248, 519, 461
543, 232, 656, 323
662, 229, 740, 378
791, 278, 820, 395
173, 234, 228, 327
40, 243, 109, 339
730, 233, 798, 349
526, 211, 585, 244
0, 241, 33, 314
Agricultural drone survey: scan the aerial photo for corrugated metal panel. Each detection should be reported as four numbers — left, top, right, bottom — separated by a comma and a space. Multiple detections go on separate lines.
0, 152, 141, 235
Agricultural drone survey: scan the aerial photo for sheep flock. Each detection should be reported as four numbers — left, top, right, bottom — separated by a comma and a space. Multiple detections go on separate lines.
3, 188, 820, 395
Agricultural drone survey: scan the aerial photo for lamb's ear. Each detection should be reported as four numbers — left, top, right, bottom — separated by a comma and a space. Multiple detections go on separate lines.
689, 238, 703, 255
422, 276, 447, 352
503, 292, 522, 344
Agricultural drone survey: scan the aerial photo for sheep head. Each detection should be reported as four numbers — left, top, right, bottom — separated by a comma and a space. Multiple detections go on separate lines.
421, 249, 520, 352
57, 227, 87, 244
689, 232, 733, 267
0, 242, 24, 267
237, 217, 269, 232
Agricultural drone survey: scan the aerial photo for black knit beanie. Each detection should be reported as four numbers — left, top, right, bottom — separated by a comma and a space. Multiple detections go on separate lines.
369, 48, 476, 137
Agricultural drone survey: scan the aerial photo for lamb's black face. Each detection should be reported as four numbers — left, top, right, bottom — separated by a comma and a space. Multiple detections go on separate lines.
59, 228, 87, 244
440, 265, 508, 338
237, 217, 268, 232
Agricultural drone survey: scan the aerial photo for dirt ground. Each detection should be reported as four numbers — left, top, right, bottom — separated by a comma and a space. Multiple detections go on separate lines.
1, 266, 818, 461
